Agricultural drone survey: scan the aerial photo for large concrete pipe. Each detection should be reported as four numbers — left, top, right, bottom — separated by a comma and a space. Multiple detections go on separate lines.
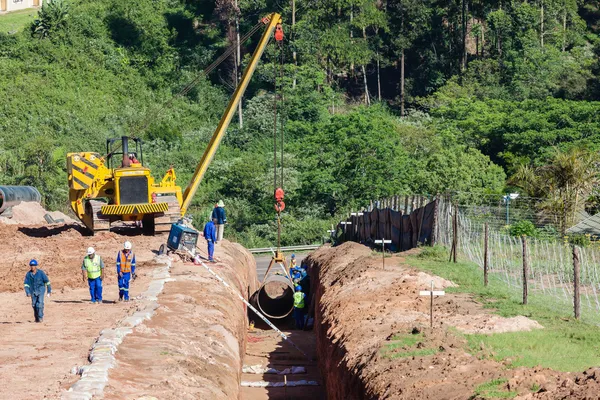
0, 186, 42, 213
250, 274, 295, 319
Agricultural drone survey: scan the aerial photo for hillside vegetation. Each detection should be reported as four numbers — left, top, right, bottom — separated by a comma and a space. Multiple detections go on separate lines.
0, 0, 599, 246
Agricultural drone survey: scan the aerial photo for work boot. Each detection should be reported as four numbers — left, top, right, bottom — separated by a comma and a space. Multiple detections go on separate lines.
38, 318, 43, 323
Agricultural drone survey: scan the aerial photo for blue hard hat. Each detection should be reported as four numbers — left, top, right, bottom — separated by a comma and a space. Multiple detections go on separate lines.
291, 254, 296, 258
295, 285, 302, 291
29, 259, 38, 266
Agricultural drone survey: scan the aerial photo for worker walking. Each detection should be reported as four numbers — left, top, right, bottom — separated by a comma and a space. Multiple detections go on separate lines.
116, 241, 136, 302
24, 259, 51, 323
203, 219, 217, 262
211, 200, 227, 242
82, 247, 105, 304
293, 285, 306, 330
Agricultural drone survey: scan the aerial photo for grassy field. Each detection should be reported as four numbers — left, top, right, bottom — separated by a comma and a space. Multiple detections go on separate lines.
0, 9, 36, 34
406, 247, 600, 372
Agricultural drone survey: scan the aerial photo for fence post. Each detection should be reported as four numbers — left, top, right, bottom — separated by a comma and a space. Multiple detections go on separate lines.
522, 236, 528, 305
404, 196, 409, 214
573, 245, 581, 320
449, 204, 458, 263
484, 222, 489, 287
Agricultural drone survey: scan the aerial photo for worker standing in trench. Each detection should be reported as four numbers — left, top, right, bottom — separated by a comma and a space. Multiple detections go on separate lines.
116, 241, 136, 302
293, 285, 306, 330
23, 259, 51, 323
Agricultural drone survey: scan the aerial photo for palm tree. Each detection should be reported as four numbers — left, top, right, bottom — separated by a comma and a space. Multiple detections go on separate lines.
510, 147, 599, 234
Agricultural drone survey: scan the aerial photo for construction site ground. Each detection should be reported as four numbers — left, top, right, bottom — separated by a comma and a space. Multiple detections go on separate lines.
307, 242, 600, 400
0, 218, 258, 399
241, 321, 324, 400
0, 223, 167, 399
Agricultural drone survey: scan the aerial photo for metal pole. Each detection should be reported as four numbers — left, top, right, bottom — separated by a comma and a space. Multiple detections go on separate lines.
522, 236, 528, 305
573, 245, 581, 319
484, 222, 489, 286
506, 195, 510, 225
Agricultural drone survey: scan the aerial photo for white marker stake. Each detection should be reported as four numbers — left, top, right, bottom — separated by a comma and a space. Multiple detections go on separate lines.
350, 212, 364, 216
419, 280, 445, 327
374, 239, 392, 269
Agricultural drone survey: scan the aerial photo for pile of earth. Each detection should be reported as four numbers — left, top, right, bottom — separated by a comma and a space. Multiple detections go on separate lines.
0, 202, 75, 225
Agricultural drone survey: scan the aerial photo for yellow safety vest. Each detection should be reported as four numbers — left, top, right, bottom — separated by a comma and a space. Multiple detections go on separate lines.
293, 292, 305, 309
84, 254, 102, 279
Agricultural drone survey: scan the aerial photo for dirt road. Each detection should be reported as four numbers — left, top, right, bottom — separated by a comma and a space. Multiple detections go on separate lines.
0, 261, 159, 399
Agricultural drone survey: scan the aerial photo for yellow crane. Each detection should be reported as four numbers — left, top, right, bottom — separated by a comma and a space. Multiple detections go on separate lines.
66, 13, 283, 234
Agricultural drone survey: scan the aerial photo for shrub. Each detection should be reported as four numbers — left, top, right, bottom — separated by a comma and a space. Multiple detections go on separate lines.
509, 220, 538, 237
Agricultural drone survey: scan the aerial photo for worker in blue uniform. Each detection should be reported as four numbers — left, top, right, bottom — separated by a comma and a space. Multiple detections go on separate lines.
116, 241, 136, 302
203, 218, 217, 262
23, 259, 51, 323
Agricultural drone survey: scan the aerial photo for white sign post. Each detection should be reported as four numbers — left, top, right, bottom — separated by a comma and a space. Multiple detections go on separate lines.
374, 239, 392, 269
350, 212, 364, 216
419, 280, 445, 327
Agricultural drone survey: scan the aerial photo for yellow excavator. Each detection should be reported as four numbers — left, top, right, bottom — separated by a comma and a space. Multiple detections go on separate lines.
66, 13, 283, 235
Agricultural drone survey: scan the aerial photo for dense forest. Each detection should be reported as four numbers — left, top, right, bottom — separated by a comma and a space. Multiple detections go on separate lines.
0, 0, 599, 245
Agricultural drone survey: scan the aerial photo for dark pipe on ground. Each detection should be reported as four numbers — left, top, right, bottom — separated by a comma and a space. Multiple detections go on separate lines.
250, 274, 295, 319
0, 186, 42, 213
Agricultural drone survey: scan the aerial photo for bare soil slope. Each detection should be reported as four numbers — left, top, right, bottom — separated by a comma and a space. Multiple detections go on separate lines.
306, 242, 571, 400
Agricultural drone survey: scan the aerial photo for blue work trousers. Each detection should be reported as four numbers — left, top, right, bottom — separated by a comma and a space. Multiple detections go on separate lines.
88, 277, 103, 303
31, 292, 45, 321
207, 241, 215, 261
118, 273, 131, 300
294, 307, 305, 330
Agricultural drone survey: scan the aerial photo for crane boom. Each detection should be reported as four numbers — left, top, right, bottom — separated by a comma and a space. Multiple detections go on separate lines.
180, 13, 283, 215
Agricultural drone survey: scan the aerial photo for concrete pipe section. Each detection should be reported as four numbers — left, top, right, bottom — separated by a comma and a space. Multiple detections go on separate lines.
251, 274, 295, 319
0, 186, 42, 213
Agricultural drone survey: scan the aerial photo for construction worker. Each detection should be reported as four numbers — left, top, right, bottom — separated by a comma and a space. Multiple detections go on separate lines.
211, 200, 227, 242
293, 285, 306, 330
23, 259, 51, 323
203, 218, 217, 262
81, 247, 104, 304
290, 253, 298, 270
116, 241, 136, 302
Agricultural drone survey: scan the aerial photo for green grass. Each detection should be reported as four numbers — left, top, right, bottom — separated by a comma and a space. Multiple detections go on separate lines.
472, 378, 517, 399
0, 9, 37, 33
380, 332, 439, 359
407, 252, 600, 372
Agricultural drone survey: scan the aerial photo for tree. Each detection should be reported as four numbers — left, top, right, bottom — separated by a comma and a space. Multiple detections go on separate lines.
510, 147, 599, 234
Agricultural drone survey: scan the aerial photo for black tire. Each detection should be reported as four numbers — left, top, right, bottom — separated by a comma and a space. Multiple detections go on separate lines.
142, 215, 156, 236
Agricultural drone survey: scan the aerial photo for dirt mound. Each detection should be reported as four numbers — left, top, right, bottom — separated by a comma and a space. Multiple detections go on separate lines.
513, 368, 600, 400
0, 224, 166, 293
103, 239, 258, 399
306, 242, 549, 400
448, 315, 543, 334
0, 202, 76, 226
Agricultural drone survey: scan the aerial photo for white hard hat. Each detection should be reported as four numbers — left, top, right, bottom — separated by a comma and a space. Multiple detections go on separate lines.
124, 241, 132, 250
87, 247, 95, 255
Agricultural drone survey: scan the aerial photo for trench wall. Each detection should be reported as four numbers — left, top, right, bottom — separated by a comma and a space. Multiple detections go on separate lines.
306, 242, 375, 400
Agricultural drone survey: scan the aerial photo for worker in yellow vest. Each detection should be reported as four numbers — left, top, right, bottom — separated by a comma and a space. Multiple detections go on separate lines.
81, 247, 105, 304
293, 285, 306, 330
116, 241, 136, 302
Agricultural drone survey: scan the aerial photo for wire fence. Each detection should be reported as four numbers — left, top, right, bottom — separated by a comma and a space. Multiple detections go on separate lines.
438, 199, 600, 325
